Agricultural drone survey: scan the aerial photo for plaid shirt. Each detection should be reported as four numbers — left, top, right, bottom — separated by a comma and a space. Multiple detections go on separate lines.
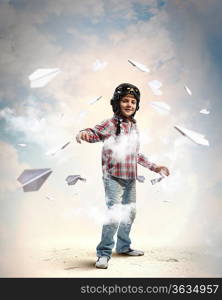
83, 114, 157, 179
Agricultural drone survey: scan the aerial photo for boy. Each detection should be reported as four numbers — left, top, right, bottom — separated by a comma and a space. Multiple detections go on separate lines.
76, 83, 170, 269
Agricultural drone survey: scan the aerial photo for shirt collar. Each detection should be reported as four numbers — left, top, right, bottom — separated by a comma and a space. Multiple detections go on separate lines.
113, 114, 136, 124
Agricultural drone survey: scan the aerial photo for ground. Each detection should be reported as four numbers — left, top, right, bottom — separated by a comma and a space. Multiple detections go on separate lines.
1, 239, 221, 277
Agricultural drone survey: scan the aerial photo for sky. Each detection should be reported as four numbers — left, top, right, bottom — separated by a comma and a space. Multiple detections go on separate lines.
0, 0, 222, 276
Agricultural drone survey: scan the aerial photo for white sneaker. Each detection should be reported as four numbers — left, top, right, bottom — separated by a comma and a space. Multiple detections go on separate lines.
95, 256, 109, 269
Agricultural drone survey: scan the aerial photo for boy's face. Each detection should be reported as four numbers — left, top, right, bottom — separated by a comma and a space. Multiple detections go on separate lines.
119, 94, 137, 119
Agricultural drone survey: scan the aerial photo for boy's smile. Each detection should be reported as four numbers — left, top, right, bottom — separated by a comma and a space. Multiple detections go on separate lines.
119, 94, 137, 119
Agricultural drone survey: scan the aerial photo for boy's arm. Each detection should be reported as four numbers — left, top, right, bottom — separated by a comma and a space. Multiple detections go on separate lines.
76, 119, 113, 143
137, 153, 157, 171
137, 153, 170, 176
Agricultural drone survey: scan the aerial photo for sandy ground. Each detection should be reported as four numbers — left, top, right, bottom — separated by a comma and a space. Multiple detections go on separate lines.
1, 239, 221, 278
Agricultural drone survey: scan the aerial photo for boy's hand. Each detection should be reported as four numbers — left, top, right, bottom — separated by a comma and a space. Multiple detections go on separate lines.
154, 165, 170, 176
76, 131, 91, 143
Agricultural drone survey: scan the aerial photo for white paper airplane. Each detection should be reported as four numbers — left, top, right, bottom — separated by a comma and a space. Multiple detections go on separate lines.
66, 175, 86, 185
28, 68, 61, 88
137, 175, 145, 183
87, 96, 102, 105
60, 141, 71, 150
148, 80, 163, 95
78, 110, 88, 120
150, 174, 165, 185
46, 195, 54, 201
200, 109, 210, 114
59, 112, 64, 119
92, 59, 107, 71
184, 85, 192, 96
149, 101, 171, 113
45, 141, 71, 156
174, 125, 209, 146
17, 143, 27, 147
128, 59, 150, 72
17, 168, 52, 192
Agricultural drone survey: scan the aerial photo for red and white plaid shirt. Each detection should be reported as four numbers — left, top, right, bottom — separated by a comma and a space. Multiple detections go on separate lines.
83, 114, 157, 179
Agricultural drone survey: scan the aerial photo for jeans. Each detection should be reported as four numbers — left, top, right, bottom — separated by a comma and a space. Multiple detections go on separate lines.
96, 174, 136, 258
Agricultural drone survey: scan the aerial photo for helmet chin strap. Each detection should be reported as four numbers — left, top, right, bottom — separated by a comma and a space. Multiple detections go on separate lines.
116, 114, 121, 136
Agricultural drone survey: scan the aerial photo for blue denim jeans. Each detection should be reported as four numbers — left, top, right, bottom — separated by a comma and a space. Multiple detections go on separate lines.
96, 174, 136, 258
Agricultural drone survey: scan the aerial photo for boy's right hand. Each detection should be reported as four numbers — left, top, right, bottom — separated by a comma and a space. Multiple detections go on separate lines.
76, 131, 91, 143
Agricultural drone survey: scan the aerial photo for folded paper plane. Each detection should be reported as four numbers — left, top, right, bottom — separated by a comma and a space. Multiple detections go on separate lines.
59, 112, 64, 119
174, 125, 209, 146
66, 175, 86, 185
184, 85, 192, 96
60, 141, 71, 150
46, 195, 54, 201
148, 80, 163, 95
87, 96, 102, 105
92, 59, 107, 71
28, 68, 61, 88
46, 141, 71, 156
149, 101, 171, 114
200, 109, 210, 114
79, 110, 87, 118
137, 176, 145, 183
17, 168, 52, 192
150, 174, 165, 185
128, 59, 150, 72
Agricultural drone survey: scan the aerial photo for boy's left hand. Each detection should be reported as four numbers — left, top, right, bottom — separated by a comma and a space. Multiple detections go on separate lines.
154, 166, 170, 176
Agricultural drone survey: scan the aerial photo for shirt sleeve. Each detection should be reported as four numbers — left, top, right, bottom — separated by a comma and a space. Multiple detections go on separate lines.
137, 153, 157, 171
81, 119, 114, 143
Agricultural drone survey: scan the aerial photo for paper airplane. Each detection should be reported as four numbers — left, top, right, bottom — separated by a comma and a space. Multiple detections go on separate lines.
59, 112, 64, 119
150, 174, 165, 185
28, 68, 61, 88
45, 141, 71, 156
137, 175, 145, 183
78, 110, 87, 118
66, 175, 86, 185
174, 125, 209, 146
17, 143, 27, 147
17, 168, 52, 192
60, 141, 71, 150
128, 59, 150, 72
149, 101, 171, 114
200, 109, 210, 114
184, 85, 192, 96
87, 96, 102, 105
92, 59, 107, 71
148, 80, 163, 95
46, 195, 55, 201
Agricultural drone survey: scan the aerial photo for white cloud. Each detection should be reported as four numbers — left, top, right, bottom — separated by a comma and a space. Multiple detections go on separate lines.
0, 141, 29, 193
103, 129, 138, 163
103, 203, 136, 225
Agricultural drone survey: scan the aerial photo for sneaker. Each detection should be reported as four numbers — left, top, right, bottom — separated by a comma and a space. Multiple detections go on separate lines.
118, 248, 144, 256
95, 256, 109, 269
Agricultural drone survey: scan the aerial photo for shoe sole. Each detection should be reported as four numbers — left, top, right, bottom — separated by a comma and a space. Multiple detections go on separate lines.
123, 253, 144, 256
95, 264, 108, 269
117, 252, 144, 256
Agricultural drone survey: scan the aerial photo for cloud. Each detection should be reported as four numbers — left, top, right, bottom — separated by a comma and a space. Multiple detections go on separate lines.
103, 130, 138, 163
103, 203, 136, 225
0, 99, 75, 154
0, 141, 29, 193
